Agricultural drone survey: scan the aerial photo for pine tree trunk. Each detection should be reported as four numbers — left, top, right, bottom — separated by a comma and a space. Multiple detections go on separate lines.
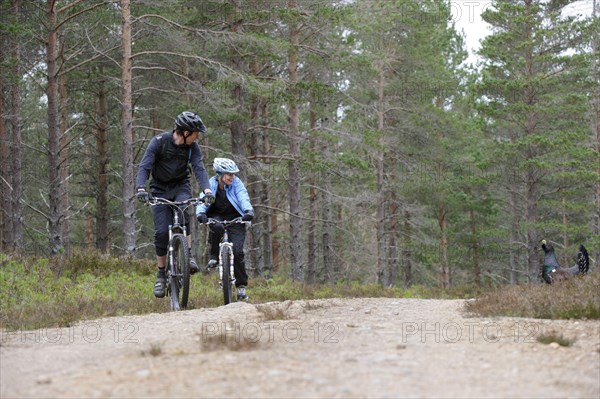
229, 4, 246, 169
376, 151, 386, 286
375, 53, 387, 286
262, 117, 274, 278
387, 162, 398, 287
435, 99, 450, 288
58, 66, 70, 252
46, 0, 64, 254
592, 0, 600, 270
85, 214, 94, 249
82, 138, 94, 248
322, 189, 334, 283
509, 159, 521, 285
470, 209, 481, 286
120, 0, 136, 254
96, 70, 110, 253
0, 42, 11, 251
227, 6, 253, 273
198, 132, 209, 263
321, 117, 335, 283
307, 106, 317, 285
287, 0, 303, 281
3, 0, 23, 253
247, 91, 259, 276
438, 206, 450, 289
403, 209, 413, 287
10, 0, 22, 251
524, 0, 540, 282
562, 198, 569, 266
11, 12, 21, 249
254, 97, 274, 278
525, 168, 539, 282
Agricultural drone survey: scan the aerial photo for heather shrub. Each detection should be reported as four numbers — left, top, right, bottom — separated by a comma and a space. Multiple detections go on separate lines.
464, 272, 600, 319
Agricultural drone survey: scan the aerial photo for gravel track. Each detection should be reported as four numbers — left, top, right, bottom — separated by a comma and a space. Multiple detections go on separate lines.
1, 298, 599, 398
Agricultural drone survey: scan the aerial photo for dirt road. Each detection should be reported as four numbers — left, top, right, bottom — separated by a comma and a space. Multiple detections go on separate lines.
1, 298, 599, 398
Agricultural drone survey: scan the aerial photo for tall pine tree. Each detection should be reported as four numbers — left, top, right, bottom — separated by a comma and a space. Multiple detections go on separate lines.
476, 0, 594, 282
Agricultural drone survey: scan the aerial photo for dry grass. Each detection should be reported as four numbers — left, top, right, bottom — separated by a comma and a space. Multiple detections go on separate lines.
199, 321, 261, 352
254, 304, 289, 321
465, 271, 600, 319
140, 343, 164, 357
4, 252, 597, 333
536, 331, 575, 347
46, 249, 154, 277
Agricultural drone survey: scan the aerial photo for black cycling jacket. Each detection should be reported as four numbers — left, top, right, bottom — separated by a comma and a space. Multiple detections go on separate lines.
135, 131, 210, 192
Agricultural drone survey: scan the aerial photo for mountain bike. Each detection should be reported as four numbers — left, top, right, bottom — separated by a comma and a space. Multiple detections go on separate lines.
202, 217, 251, 305
146, 195, 207, 311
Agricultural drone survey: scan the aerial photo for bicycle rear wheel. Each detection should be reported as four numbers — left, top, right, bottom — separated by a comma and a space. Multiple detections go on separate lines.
170, 234, 190, 310
221, 247, 233, 305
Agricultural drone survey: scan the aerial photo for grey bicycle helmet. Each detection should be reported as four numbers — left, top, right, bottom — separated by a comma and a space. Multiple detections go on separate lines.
213, 158, 240, 174
175, 111, 207, 133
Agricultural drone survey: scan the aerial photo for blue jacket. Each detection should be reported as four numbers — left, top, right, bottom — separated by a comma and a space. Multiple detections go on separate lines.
196, 175, 253, 216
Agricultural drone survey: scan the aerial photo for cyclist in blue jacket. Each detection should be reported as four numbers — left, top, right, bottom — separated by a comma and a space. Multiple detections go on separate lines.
136, 111, 215, 298
196, 158, 254, 301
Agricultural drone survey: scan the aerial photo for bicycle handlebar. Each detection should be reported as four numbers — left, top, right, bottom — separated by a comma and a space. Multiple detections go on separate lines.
203, 217, 251, 226
147, 196, 207, 207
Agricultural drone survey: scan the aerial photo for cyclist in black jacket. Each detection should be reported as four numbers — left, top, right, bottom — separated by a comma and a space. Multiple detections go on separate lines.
136, 111, 215, 298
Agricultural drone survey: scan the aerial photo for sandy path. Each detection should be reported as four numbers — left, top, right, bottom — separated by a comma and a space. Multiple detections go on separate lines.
1, 298, 599, 398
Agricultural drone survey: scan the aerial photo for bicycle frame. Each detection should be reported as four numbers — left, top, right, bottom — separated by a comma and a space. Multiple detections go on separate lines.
147, 196, 203, 311
205, 217, 250, 305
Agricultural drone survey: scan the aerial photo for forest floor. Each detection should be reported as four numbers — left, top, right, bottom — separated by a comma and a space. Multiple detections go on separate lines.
1, 297, 599, 398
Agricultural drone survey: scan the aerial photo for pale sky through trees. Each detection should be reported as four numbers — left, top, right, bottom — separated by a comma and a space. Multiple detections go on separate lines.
452, 0, 594, 65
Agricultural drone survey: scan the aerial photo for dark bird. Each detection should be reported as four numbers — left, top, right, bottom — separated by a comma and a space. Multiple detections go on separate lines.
541, 239, 589, 284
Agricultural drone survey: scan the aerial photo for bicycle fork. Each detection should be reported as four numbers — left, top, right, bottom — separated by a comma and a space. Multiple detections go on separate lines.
219, 232, 236, 287
167, 225, 175, 291
167, 227, 184, 276
168, 212, 186, 281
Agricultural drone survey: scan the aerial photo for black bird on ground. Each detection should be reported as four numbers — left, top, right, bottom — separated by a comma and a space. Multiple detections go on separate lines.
541, 239, 589, 284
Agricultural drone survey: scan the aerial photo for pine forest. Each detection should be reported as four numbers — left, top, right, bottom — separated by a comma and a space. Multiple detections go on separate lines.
1, 0, 598, 288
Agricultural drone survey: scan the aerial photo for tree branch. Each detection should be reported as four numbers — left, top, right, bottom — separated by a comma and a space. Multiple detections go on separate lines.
247, 124, 289, 134
56, 1, 114, 32
131, 51, 240, 78
134, 13, 238, 37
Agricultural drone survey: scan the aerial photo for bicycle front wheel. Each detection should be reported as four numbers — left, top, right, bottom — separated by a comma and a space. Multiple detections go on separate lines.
171, 234, 190, 310
221, 247, 233, 305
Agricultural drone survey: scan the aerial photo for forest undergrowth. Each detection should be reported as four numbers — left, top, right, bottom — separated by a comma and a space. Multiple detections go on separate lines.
0, 251, 598, 331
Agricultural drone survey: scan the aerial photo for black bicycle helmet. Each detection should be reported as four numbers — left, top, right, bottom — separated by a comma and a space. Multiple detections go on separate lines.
175, 111, 207, 133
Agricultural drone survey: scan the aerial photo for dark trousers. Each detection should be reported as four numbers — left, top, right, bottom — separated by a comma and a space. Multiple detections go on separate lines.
151, 184, 191, 257
208, 218, 248, 287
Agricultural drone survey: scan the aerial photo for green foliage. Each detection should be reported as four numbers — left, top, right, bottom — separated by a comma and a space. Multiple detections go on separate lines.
47, 249, 154, 277
4, 0, 598, 293
3, 252, 596, 334
470, 0, 598, 282
0, 255, 163, 330
0, 255, 484, 330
